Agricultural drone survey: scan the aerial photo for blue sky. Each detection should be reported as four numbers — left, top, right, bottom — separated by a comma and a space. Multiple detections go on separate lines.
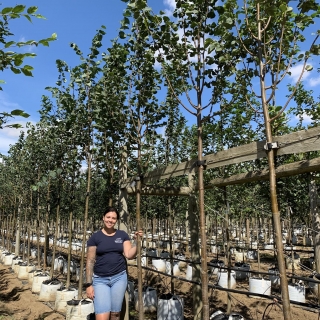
0, 0, 319, 154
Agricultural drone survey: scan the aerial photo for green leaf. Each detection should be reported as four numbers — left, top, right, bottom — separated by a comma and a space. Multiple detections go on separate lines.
34, 14, 45, 19
1, 7, 12, 14
279, 4, 287, 12
23, 65, 34, 71
305, 65, 313, 71
10, 109, 29, 117
23, 14, 32, 22
39, 40, 49, 47
21, 67, 33, 76
14, 58, 23, 67
12, 5, 26, 14
119, 31, 126, 39
4, 41, 15, 48
27, 6, 38, 14
10, 67, 21, 74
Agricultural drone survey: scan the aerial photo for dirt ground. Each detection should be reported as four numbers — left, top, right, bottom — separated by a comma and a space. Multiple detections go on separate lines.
1, 251, 320, 320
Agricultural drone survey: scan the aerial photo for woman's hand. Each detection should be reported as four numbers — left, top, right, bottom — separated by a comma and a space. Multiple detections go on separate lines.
86, 285, 94, 300
134, 229, 143, 240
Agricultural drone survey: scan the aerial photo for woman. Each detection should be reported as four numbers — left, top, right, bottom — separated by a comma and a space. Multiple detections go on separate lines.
85, 206, 142, 320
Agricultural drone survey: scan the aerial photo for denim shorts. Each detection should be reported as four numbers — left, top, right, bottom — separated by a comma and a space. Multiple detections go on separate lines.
93, 270, 127, 314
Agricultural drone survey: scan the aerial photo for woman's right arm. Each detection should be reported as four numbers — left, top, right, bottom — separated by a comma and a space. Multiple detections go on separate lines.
86, 246, 96, 299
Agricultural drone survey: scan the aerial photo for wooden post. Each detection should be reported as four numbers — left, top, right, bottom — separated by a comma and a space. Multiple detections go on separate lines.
119, 146, 129, 320
188, 170, 202, 320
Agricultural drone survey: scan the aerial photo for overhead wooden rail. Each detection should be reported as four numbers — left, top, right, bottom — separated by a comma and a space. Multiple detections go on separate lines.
122, 127, 320, 195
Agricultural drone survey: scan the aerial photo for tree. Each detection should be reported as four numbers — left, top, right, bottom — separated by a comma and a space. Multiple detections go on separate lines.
0, 4, 57, 128
121, 1, 243, 318
228, 0, 320, 318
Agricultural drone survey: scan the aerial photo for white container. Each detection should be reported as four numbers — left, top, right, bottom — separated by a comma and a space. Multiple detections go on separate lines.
247, 250, 257, 260
264, 244, 274, 250
288, 283, 305, 303
66, 299, 94, 320
249, 277, 271, 297
28, 269, 43, 284
152, 258, 166, 273
285, 254, 300, 270
3, 253, 15, 266
234, 251, 246, 262
54, 256, 65, 272
30, 248, 37, 259
134, 286, 157, 313
250, 242, 258, 249
157, 293, 184, 320
18, 264, 35, 280
31, 273, 50, 293
12, 258, 23, 274
39, 279, 62, 301
268, 268, 280, 286
211, 245, 219, 254
176, 254, 187, 269
217, 270, 236, 289
165, 261, 180, 276
55, 288, 78, 313
186, 264, 193, 280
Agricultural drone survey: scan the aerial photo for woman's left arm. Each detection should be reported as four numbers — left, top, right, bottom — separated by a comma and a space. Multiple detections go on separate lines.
123, 230, 143, 259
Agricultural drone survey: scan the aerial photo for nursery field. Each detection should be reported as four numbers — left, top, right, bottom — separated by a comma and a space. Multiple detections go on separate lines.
1, 242, 320, 320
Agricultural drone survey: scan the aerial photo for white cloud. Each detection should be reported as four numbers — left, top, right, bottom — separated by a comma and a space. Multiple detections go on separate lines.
308, 76, 320, 87
294, 112, 312, 124
0, 92, 20, 112
289, 63, 312, 83
163, 0, 176, 16
0, 120, 37, 154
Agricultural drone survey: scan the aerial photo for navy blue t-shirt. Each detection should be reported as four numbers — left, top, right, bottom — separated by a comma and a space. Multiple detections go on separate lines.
87, 229, 130, 277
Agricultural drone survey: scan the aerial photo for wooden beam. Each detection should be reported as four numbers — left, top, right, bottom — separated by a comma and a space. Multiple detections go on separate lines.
123, 127, 320, 184
126, 186, 192, 196
206, 157, 320, 188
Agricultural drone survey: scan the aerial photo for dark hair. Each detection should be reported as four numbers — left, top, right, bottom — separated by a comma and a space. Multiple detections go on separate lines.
103, 206, 119, 220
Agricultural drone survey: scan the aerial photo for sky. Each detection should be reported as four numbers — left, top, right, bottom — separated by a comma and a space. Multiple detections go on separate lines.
0, 0, 175, 154
0, 0, 319, 155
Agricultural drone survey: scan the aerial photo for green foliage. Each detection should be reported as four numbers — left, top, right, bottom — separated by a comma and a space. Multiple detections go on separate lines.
0, 4, 57, 84
0, 109, 30, 129
0, 4, 57, 129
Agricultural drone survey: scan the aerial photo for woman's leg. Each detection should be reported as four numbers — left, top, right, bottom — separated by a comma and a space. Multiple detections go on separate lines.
110, 271, 128, 313
95, 312, 110, 320
110, 312, 120, 320
93, 275, 112, 320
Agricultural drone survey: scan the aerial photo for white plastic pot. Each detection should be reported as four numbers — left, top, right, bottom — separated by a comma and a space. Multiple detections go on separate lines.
134, 286, 157, 313
18, 263, 35, 280
55, 287, 78, 313
152, 258, 166, 273
157, 293, 184, 320
288, 283, 305, 303
249, 277, 271, 297
217, 270, 236, 289
31, 272, 50, 293
66, 299, 94, 320
38, 279, 62, 301
268, 267, 280, 287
